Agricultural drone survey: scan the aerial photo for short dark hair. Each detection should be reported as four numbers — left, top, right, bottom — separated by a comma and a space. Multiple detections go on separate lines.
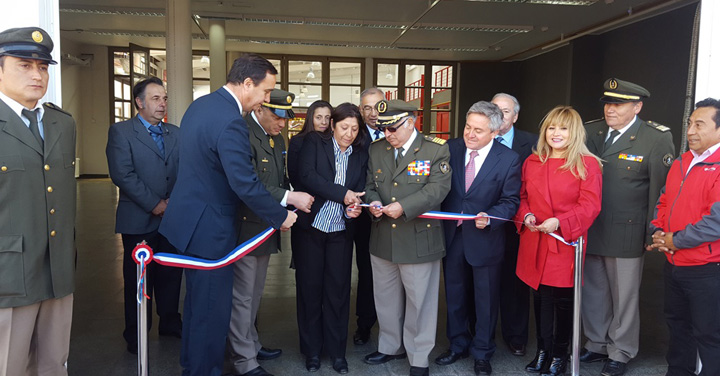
298, 100, 333, 136
696, 98, 720, 129
328, 102, 366, 148
227, 53, 278, 86
132, 77, 164, 110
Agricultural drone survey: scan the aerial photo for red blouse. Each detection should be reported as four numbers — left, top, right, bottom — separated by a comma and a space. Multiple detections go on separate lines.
514, 154, 602, 289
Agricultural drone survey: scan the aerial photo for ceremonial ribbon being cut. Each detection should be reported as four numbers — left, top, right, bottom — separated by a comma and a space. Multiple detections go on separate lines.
132, 226, 277, 270
355, 206, 577, 246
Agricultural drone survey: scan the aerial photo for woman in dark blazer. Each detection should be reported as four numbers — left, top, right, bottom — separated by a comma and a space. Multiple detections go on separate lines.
294, 103, 368, 374
287, 100, 333, 190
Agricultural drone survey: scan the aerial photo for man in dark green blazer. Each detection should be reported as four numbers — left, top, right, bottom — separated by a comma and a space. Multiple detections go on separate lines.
362, 100, 452, 376
225, 90, 313, 376
581, 78, 675, 376
0, 27, 77, 375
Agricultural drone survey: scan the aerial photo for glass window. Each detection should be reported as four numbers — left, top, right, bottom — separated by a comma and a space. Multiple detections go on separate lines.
330, 86, 360, 106
330, 62, 361, 84
113, 52, 130, 75
268, 59, 281, 83
132, 50, 147, 76
377, 63, 398, 87
376, 61, 455, 137
432, 65, 452, 89
289, 84, 322, 108
289, 60, 321, 84
193, 80, 211, 101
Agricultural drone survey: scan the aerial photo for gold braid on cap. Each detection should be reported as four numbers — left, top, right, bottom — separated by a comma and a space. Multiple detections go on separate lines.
262, 102, 293, 110
603, 92, 640, 101
377, 112, 409, 122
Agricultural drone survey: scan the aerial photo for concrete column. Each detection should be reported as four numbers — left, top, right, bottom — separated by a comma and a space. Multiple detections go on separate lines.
209, 20, 226, 91
4, 0, 61, 106
166, 0, 193, 125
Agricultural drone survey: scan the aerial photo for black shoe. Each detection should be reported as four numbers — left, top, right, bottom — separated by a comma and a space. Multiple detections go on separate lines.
126, 342, 138, 355
579, 349, 608, 363
474, 359, 492, 375
332, 358, 349, 374
353, 327, 371, 345
540, 356, 567, 376
159, 316, 182, 338
257, 347, 282, 360
601, 360, 627, 376
158, 328, 182, 338
509, 343, 526, 356
240, 366, 273, 376
434, 349, 469, 366
409, 366, 429, 376
305, 356, 321, 372
525, 349, 549, 373
363, 351, 407, 365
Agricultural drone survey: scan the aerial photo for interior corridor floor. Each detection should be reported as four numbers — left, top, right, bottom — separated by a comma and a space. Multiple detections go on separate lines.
69, 178, 671, 375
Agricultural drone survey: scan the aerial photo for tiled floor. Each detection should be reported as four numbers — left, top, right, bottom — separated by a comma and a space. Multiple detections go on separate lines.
69, 179, 670, 375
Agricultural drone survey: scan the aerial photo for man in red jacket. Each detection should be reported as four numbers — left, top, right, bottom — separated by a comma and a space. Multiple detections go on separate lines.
649, 98, 720, 376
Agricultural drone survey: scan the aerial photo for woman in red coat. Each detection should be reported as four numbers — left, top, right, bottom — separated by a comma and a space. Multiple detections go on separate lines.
515, 106, 602, 376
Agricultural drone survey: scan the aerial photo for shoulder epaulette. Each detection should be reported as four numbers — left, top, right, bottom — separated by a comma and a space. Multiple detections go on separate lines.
584, 118, 604, 125
43, 102, 73, 117
424, 135, 446, 145
646, 120, 670, 132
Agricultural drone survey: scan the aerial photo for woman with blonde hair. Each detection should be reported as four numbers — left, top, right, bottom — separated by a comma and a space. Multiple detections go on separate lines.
515, 106, 602, 375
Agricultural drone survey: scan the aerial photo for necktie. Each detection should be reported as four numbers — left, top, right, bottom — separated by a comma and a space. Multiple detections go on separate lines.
459, 150, 479, 226
148, 124, 165, 157
374, 129, 381, 140
603, 129, 620, 153
22, 109, 43, 149
395, 147, 404, 168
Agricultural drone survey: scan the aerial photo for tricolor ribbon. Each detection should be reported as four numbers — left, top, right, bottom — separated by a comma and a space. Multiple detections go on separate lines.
133, 209, 575, 271
152, 226, 276, 270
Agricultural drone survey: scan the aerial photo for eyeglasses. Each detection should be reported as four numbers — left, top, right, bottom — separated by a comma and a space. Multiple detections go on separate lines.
377, 118, 408, 133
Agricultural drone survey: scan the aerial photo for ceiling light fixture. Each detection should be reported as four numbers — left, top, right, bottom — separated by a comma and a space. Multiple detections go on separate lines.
306, 68, 315, 79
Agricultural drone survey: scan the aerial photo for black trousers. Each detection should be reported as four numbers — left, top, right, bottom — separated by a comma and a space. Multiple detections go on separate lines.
532, 284, 573, 358
664, 261, 720, 376
122, 231, 183, 345
499, 227, 530, 347
352, 211, 377, 331
294, 227, 354, 358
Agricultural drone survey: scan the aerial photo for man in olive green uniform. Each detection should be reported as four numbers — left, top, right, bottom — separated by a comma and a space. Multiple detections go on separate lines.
0, 27, 77, 375
581, 78, 674, 376
225, 90, 313, 376
363, 100, 452, 376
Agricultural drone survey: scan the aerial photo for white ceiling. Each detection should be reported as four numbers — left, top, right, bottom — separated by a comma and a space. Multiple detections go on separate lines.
59, 0, 696, 61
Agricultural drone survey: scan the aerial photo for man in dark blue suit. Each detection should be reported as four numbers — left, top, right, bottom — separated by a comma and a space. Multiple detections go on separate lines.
436, 101, 522, 375
491, 93, 538, 357
159, 54, 297, 376
106, 77, 183, 355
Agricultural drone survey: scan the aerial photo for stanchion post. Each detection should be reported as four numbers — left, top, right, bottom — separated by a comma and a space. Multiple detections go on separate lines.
571, 236, 584, 376
135, 244, 150, 376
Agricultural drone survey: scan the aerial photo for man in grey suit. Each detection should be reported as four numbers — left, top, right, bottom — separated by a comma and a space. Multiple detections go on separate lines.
0, 27, 77, 375
106, 77, 183, 355
225, 90, 313, 376
363, 100, 452, 376
581, 78, 674, 376
491, 93, 537, 357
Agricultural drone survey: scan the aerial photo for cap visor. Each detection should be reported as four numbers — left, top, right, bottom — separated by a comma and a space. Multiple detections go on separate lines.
599, 95, 633, 104
1, 51, 57, 64
269, 108, 294, 119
